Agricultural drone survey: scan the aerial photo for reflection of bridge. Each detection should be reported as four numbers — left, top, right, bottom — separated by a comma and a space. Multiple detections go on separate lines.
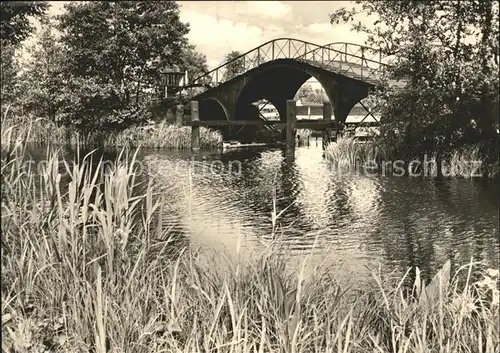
187, 38, 400, 151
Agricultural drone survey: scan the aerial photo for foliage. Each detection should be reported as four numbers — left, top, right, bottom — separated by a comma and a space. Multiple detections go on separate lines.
423, 144, 495, 179
294, 84, 328, 104
1, 116, 73, 146
180, 44, 210, 97
0, 1, 48, 46
445, 145, 484, 178
1, 126, 499, 352
223, 50, 245, 81
58, 1, 189, 87
181, 44, 209, 83
55, 1, 191, 132
330, 1, 500, 170
18, 18, 65, 121
0, 1, 48, 115
55, 76, 155, 134
0, 44, 20, 115
3, 2, 209, 135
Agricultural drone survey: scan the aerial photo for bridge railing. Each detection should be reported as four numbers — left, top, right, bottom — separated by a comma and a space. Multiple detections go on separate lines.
314, 42, 390, 64
295, 42, 396, 83
191, 38, 393, 90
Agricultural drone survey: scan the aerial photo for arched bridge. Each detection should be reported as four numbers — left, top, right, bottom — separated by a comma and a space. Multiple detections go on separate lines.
189, 38, 399, 140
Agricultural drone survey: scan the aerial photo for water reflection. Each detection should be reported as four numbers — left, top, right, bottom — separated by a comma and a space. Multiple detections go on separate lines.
24, 143, 499, 282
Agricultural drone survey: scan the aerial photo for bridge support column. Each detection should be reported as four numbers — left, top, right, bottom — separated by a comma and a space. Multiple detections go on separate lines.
322, 102, 333, 149
176, 104, 184, 127
191, 101, 200, 151
286, 100, 297, 161
332, 94, 360, 140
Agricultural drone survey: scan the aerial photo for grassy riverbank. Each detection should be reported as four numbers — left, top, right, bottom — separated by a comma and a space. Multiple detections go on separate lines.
0, 116, 222, 149
1, 126, 499, 353
324, 136, 498, 178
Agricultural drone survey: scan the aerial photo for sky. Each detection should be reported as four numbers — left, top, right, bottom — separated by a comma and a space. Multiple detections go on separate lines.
43, 1, 370, 88
45, 1, 368, 67
176, 1, 368, 69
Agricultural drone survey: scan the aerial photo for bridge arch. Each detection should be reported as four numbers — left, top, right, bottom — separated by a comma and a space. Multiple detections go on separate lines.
233, 59, 350, 122
199, 97, 229, 121
194, 57, 373, 140
189, 37, 392, 141
199, 97, 231, 139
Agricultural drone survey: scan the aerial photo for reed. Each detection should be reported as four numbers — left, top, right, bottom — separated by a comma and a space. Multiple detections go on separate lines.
0, 115, 80, 145
1, 124, 498, 353
446, 145, 484, 178
422, 145, 487, 178
324, 136, 379, 171
105, 122, 223, 150
1, 115, 222, 150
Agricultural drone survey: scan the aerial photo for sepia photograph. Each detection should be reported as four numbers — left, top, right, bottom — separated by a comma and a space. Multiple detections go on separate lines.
1, 1, 499, 352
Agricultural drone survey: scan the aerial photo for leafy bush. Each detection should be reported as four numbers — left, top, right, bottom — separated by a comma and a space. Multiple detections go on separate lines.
55, 77, 153, 134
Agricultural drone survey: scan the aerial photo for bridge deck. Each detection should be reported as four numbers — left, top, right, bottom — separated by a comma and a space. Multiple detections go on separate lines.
298, 59, 382, 85
191, 39, 404, 91
190, 119, 337, 130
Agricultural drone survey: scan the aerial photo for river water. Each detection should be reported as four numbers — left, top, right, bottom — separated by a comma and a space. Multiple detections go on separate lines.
25, 141, 499, 282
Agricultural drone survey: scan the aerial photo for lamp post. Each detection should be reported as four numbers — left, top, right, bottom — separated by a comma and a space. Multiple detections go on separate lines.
160, 65, 185, 101
160, 65, 188, 126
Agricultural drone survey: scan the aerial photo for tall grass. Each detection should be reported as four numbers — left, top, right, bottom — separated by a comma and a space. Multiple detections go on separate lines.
324, 138, 493, 179
105, 122, 223, 150
444, 145, 490, 178
1, 124, 498, 352
324, 136, 379, 171
1, 115, 222, 150
418, 146, 488, 179
0, 116, 82, 145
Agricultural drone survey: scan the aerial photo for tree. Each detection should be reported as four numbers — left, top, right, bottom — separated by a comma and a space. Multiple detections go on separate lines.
223, 51, 244, 81
0, 44, 19, 116
181, 45, 208, 82
294, 84, 329, 103
295, 84, 314, 102
475, 1, 499, 170
0, 1, 48, 46
180, 44, 210, 96
330, 1, 499, 166
19, 17, 65, 121
56, 1, 191, 132
1, 1, 49, 116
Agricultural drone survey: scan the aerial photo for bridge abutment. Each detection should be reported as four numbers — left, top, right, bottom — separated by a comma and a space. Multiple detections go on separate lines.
314, 72, 370, 140
331, 91, 365, 139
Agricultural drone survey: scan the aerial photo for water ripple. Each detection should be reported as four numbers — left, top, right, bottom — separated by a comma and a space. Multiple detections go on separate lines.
119, 146, 499, 280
